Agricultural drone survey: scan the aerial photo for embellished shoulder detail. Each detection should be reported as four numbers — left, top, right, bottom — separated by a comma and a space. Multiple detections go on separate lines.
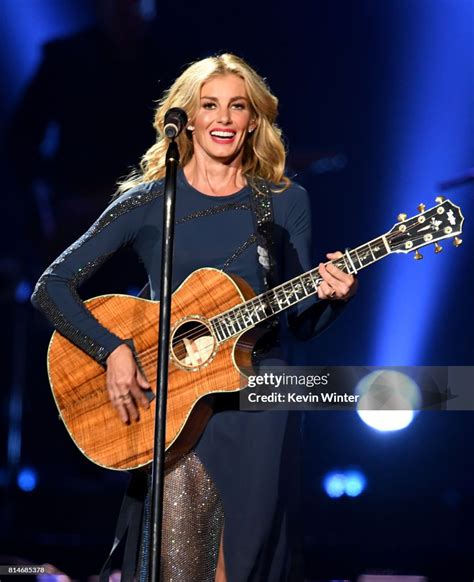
248, 178, 273, 229
176, 201, 250, 224
38, 181, 163, 285
31, 182, 164, 366
106, 181, 163, 223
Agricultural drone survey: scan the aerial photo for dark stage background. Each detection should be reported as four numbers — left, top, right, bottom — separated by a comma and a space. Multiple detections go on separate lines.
1, 1, 473, 580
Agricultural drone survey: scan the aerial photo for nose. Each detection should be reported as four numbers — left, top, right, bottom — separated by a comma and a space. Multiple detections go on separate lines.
217, 107, 231, 124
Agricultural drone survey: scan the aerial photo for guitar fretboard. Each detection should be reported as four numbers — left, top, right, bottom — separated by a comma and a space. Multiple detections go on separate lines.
211, 236, 390, 342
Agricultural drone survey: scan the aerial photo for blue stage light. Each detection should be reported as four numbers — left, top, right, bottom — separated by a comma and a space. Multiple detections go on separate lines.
344, 470, 367, 497
370, 1, 473, 365
126, 286, 141, 297
323, 469, 368, 499
310, 153, 347, 175
139, 0, 157, 21
3, 2, 95, 97
0, 469, 9, 487
17, 467, 38, 492
323, 472, 346, 498
15, 280, 32, 303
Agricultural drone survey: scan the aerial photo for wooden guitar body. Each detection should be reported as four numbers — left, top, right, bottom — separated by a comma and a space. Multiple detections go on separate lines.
46, 198, 464, 471
47, 268, 256, 471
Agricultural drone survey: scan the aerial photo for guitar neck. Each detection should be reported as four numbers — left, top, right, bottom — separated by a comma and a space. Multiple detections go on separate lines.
211, 234, 390, 342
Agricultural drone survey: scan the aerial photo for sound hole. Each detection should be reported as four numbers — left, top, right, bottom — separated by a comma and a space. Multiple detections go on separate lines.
171, 319, 215, 368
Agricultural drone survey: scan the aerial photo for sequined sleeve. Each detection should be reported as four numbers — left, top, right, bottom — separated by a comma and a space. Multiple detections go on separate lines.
31, 183, 162, 366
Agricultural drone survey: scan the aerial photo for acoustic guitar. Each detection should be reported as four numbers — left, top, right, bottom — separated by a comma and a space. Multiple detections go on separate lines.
47, 198, 464, 470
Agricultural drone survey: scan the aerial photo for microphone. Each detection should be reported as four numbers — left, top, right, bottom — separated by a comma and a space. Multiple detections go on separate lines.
163, 108, 188, 139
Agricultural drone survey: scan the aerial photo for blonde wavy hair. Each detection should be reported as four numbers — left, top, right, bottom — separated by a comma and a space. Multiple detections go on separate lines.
117, 53, 290, 194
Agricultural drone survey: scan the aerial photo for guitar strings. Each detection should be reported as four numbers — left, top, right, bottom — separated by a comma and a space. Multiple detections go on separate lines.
132, 219, 451, 368
169, 220, 430, 344
168, 222, 443, 346
155, 217, 447, 347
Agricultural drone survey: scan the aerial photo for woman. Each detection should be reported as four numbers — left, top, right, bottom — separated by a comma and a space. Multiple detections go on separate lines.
32, 54, 357, 581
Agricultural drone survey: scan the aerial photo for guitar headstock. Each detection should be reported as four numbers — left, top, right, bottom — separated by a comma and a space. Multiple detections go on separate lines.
386, 197, 464, 258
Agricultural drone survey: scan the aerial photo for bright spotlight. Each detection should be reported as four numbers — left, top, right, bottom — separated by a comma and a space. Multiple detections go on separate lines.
17, 467, 38, 492
356, 370, 421, 432
357, 409, 414, 432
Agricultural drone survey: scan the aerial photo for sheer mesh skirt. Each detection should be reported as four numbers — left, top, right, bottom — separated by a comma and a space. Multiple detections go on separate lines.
138, 451, 224, 582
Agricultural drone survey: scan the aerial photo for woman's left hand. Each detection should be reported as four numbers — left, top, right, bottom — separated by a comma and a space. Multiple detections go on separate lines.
317, 251, 358, 301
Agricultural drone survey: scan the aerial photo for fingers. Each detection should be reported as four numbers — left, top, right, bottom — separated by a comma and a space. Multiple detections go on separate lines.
113, 390, 139, 424
318, 251, 357, 301
324, 255, 351, 284
107, 368, 151, 424
316, 263, 330, 300
318, 262, 350, 298
326, 251, 343, 260
136, 369, 150, 390
133, 370, 152, 410
317, 286, 336, 300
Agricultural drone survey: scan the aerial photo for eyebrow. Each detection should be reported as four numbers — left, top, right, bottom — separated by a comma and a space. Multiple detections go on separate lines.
200, 96, 249, 101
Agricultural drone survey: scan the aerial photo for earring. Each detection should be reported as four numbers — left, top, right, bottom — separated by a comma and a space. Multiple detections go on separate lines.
187, 125, 195, 131
248, 127, 255, 133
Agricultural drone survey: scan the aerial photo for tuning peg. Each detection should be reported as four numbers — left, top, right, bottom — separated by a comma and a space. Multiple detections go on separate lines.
417, 203, 426, 212
414, 250, 423, 260
434, 243, 443, 253
397, 213, 407, 222
435, 196, 446, 204
453, 237, 462, 247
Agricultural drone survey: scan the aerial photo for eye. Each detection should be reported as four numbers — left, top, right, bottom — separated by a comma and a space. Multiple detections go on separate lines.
202, 102, 216, 109
232, 102, 246, 110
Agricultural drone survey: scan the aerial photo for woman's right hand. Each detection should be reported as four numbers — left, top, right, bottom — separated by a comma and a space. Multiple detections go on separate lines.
106, 343, 151, 423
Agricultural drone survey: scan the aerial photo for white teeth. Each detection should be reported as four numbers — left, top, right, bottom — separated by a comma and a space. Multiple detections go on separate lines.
211, 131, 235, 138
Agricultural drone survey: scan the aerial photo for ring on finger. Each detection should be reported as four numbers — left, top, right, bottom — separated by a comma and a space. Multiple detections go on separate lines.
114, 391, 131, 402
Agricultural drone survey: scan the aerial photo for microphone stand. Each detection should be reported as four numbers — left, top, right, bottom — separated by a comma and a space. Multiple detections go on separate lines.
149, 138, 180, 580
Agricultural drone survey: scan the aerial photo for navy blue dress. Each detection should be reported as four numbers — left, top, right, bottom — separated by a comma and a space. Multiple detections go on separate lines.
32, 169, 345, 581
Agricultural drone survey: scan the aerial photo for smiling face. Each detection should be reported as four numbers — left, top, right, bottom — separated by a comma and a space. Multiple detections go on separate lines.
190, 74, 256, 165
